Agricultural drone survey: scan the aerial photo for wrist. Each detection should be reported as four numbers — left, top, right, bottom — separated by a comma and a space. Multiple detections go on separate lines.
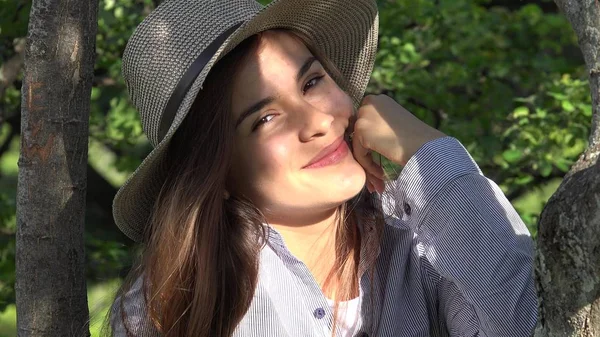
398, 130, 446, 166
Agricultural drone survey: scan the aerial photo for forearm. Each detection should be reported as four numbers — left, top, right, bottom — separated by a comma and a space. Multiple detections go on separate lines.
382, 137, 537, 336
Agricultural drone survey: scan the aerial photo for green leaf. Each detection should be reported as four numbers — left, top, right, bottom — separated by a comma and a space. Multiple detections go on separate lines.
547, 91, 567, 100
502, 149, 523, 163
580, 104, 592, 117
540, 162, 552, 177
515, 175, 534, 185
513, 106, 529, 118
114, 6, 124, 19
535, 108, 548, 118
561, 100, 575, 112
555, 159, 571, 172
104, 0, 115, 10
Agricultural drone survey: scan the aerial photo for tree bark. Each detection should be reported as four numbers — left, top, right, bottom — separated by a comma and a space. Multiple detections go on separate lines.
536, 0, 600, 336
15, 0, 98, 336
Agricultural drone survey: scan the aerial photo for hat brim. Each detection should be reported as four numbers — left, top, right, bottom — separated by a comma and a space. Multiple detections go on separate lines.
113, 0, 379, 242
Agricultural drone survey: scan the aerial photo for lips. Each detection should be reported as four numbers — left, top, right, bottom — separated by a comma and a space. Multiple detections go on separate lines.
303, 136, 349, 169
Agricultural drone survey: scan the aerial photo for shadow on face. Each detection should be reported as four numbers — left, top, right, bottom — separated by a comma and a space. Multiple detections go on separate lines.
227, 30, 367, 226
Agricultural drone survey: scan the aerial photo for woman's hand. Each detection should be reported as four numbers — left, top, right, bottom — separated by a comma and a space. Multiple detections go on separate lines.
350, 94, 446, 194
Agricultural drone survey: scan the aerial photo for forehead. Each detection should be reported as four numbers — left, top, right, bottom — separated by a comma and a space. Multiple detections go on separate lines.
234, 31, 314, 88
230, 30, 315, 117
249, 30, 313, 74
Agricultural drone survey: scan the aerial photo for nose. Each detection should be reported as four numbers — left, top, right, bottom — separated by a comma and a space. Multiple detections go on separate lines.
297, 102, 335, 142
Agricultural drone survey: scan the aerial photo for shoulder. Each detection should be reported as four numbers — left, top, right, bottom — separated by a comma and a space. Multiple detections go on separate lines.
110, 274, 161, 336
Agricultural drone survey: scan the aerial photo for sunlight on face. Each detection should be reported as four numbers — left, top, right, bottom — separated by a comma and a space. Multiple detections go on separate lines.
228, 30, 366, 225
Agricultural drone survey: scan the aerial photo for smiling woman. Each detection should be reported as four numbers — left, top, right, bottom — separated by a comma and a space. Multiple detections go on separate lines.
229, 31, 366, 229
116, 28, 378, 337
107, 0, 537, 336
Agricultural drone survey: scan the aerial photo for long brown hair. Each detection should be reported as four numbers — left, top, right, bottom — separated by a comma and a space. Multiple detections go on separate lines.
110, 29, 385, 337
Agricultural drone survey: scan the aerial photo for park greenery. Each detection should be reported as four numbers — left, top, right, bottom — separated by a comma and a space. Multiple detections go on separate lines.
0, 0, 590, 335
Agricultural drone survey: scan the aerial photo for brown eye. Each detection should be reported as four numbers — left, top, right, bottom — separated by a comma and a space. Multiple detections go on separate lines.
303, 75, 325, 94
252, 114, 276, 131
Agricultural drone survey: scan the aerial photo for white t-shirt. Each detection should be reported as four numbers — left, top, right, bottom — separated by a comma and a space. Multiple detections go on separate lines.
326, 296, 361, 337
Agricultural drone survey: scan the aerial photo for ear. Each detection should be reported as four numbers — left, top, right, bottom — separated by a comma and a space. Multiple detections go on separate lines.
223, 190, 231, 200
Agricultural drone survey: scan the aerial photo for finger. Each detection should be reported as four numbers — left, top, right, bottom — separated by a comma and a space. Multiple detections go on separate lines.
370, 151, 388, 180
375, 178, 385, 194
352, 135, 385, 180
366, 171, 385, 194
358, 151, 384, 180
360, 94, 376, 108
357, 152, 385, 181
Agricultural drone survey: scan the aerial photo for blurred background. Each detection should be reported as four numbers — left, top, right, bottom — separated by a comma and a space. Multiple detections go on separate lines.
0, 0, 589, 335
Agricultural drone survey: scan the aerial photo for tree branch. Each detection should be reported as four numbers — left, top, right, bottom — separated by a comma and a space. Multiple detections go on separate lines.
535, 1, 600, 335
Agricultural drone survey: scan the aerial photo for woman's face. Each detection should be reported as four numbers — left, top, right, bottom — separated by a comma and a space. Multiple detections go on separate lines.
228, 30, 367, 224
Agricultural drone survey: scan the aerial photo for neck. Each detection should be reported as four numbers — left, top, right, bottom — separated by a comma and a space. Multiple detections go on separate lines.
266, 206, 360, 300
267, 206, 339, 273
267, 207, 339, 241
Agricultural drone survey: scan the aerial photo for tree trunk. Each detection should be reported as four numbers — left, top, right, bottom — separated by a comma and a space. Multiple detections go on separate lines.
15, 0, 98, 336
536, 0, 600, 336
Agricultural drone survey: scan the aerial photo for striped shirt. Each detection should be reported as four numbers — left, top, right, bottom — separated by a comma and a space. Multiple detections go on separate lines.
111, 137, 538, 336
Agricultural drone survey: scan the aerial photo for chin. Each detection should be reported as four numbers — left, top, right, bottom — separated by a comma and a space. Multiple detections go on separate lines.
335, 169, 367, 201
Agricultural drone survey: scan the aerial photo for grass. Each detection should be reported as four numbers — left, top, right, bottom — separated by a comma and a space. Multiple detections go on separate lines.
0, 279, 122, 337
0, 305, 15, 337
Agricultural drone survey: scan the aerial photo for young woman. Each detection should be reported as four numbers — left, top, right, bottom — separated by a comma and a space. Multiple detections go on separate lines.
109, 0, 538, 336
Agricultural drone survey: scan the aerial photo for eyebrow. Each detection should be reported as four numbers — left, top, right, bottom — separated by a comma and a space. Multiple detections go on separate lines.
235, 96, 276, 128
296, 56, 317, 82
235, 56, 318, 128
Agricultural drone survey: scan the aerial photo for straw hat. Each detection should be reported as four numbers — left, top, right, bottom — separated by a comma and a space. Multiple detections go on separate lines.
113, 0, 380, 242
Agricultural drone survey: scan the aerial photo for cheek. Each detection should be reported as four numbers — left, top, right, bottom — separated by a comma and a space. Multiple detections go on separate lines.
322, 85, 354, 118
255, 141, 289, 172
240, 136, 292, 182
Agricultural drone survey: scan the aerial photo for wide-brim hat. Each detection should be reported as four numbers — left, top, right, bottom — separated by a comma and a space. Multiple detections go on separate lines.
113, 0, 380, 242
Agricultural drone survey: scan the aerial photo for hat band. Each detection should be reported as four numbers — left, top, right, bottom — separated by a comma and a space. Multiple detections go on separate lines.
158, 22, 244, 142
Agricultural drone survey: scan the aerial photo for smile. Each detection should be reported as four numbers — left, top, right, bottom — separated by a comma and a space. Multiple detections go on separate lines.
303, 137, 350, 169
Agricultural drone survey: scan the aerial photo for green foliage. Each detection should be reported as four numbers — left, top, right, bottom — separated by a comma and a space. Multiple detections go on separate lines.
0, 0, 29, 41
502, 74, 590, 180
91, 0, 154, 173
0, 124, 16, 313
370, 0, 587, 228
0, 0, 591, 315
0, 194, 15, 313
